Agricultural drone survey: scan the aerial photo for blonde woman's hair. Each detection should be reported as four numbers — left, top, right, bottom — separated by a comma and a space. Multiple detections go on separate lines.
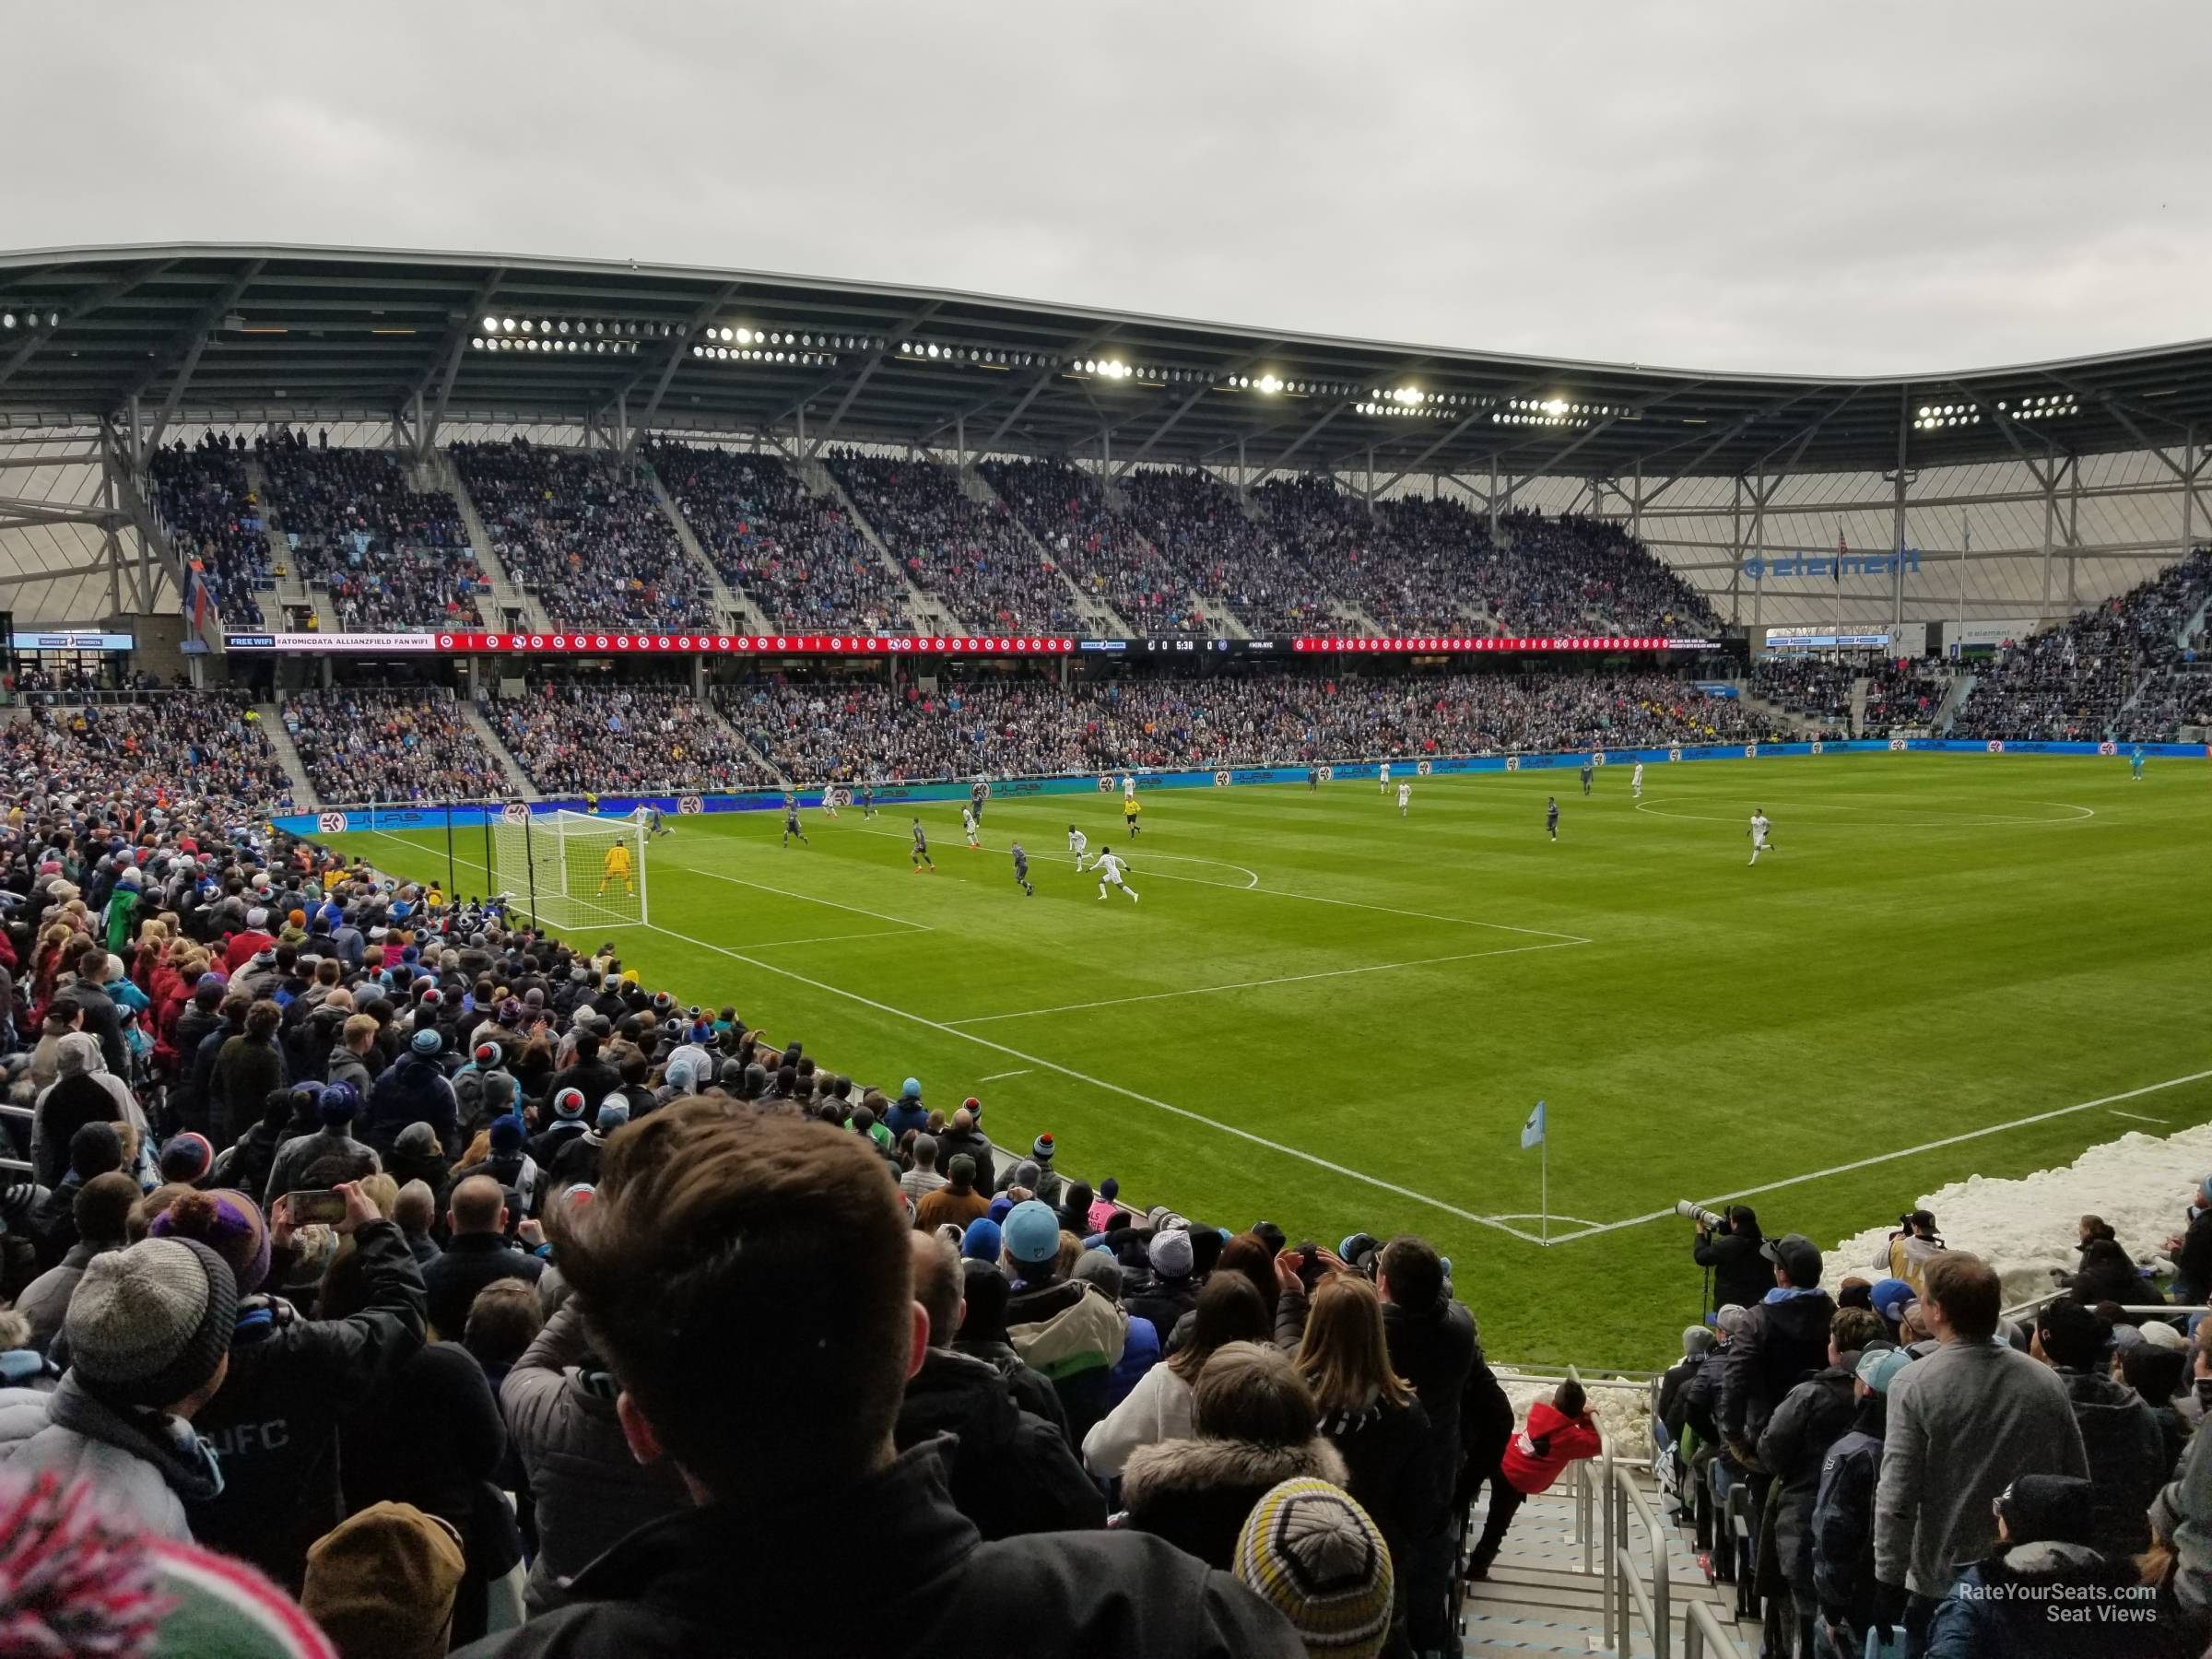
1296, 1272, 1414, 1413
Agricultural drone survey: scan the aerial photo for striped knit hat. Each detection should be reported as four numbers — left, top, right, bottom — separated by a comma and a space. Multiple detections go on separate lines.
1234, 1478, 1394, 1659
65, 1239, 237, 1411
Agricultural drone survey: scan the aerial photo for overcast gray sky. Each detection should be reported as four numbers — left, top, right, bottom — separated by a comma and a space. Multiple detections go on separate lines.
10, 2, 2208, 374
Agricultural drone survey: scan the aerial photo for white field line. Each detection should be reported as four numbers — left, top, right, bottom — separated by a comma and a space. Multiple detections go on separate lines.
947, 939, 1586, 1026
824, 817, 1583, 939
1540, 1068, 2212, 1246
660, 860, 935, 931
2109, 1109, 2166, 1124
980, 1068, 1033, 1082
629, 924, 922, 950
1633, 797, 2097, 830
619, 912, 1553, 1245
835, 818, 1264, 888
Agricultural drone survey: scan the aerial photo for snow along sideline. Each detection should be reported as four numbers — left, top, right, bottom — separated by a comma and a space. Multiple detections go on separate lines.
1492, 1118, 2212, 1449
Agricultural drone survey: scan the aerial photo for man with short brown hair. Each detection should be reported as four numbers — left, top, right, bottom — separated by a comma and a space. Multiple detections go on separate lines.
454, 1105, 1298, 1657
1872, 1251, 2087, 1646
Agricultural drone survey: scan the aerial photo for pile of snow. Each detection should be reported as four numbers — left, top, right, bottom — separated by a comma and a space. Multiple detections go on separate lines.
1825, 1122, 2212, 1309
1496, 1370, 1656, 1451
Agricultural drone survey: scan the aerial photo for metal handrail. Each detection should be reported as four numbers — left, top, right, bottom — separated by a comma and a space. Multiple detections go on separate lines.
1609, 1453, 1674, 1658
1683, 1599, 1747, 1658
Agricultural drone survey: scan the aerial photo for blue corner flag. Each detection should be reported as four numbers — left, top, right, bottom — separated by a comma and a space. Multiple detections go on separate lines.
1521, 1100, 1547, 1150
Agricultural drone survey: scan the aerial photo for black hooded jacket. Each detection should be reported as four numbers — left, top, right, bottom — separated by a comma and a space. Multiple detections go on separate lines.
892, 1348, 1105, 1540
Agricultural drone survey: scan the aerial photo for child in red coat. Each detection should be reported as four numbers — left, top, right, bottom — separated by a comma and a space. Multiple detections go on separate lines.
1468, 1379, 1603, 1578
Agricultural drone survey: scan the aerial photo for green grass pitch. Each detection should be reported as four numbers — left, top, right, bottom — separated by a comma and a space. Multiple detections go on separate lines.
324, 753, 2211, 1366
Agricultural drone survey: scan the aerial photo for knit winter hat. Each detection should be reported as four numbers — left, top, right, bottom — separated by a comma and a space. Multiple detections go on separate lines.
152, 1188, 273, 1298
65, 1237, 238, 1409
1234, 1478, 1395, 1659
1147, 1226, 1195, 1280
901, 1077, 922, 1100
488, 1115, 525, 1155
394, 1121, 441, 1159
552, 1086, 587, 1122
158, 1133, 216, 1184
596, 1100, 631, 1134
408, 1028, 443, 1057
471, 1040, 502, 1069
1030, 1132, 1055, 1164
960, 1218, 1003, 1263
300, 1500, 465, 1659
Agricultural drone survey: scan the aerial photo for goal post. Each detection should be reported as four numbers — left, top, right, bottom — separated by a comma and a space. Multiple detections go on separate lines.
490, 806, 648, 932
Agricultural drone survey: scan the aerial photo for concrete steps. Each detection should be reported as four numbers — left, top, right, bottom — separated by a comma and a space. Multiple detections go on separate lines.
700, 695, 790, 786
253, 704, 319, 811
640, 461, 771, 633
967, 465, 1121, 633
245, 458, 335, 631
803, 458, 964, 633
435, 452, 552, 633
1328, 600, 1383, 634
1935, 670, 1975, 735
462, 700, 540, 800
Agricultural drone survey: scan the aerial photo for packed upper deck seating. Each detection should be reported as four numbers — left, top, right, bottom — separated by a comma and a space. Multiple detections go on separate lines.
147, 438, 271, 626
449, 439, 713, 632
978, 458, 1218, 635
259, 440, 480, 629
281, 688, 511, 803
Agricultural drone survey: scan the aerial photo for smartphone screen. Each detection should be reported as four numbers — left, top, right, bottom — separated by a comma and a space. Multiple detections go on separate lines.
284, 1189, 348, 1226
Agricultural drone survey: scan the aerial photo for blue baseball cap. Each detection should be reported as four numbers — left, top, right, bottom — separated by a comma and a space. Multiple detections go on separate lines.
1002, 1200, 1061, 1266
960, 1218, 1002, 1263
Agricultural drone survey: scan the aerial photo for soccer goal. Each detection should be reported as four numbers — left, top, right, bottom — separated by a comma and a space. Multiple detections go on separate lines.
490, 807, 648, 931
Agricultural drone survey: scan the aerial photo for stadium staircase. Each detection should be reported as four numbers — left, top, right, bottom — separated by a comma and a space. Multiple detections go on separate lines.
1328, 599, 1385, 634
637, 461, 772, 633
799, 458, 969, 635
1933, 671, 1974, 734
432, 452, 554, 634
962, 466, 1125, 635
1458, 1369, 1754, 1659
462, 701, 541, 801
113, 460, 226, 653
1089, 472, 1248, 637
253, 704, 320, 811
699, 698, 790, 785
1848, 677, 1870, 737
242, 459, 333, 632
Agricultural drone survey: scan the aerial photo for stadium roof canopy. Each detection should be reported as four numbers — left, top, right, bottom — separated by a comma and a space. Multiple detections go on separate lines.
4, 242, 2209, 480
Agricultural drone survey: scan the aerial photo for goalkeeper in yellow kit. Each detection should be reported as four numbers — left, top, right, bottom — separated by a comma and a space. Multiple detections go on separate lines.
598, 839, 635, 898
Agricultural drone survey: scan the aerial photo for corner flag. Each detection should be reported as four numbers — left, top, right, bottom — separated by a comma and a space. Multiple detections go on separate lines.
1521, 1100, 1547, 1150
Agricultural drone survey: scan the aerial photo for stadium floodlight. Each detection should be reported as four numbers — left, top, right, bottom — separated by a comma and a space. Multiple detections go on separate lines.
482, 316, 500, 333
1256, 373, 1283, 394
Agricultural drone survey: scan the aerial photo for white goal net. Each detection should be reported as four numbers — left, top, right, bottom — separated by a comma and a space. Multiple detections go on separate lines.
490, 808, 648, 932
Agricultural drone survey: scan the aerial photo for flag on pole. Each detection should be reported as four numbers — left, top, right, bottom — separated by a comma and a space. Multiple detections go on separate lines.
1521, 1100, 1547, 1150
1835, 524, 1846, 586
184, 560, 211, 632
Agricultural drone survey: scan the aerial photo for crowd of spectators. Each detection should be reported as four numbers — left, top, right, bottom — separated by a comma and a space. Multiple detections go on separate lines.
0, 693, 294, 820
825, 450, 1078, 634
260, 441, 481, 631
1658, 1189, 2211, 1654
1490, 511, 1718, 637
1747, 659, 1858, 732
1860, 661, 1952, 734
1116, 467, 1333, 635
1252, 481, 1486, 636
147, 438, 271, 626
644, 440, 914, 633
715, 667, 1763, 782
1953, 548, 2212, 742
979, 458, 1219, 635
449, 440, 713, 632
490, 683, 771, 794
282, 690, 511, 805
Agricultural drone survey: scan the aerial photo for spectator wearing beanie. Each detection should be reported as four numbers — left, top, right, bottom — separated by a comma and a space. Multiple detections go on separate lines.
1921, 1473, 2151, 1657
916, 1153, 989, 1234
159, 1131, 216, 1188
9, 1171, 141, 1352
443, 1106, 1300, 1659
938, 1101, 996, 1194
365, 1026, 461, 1159
1720, 1231, 1837, 1461
1058, 1180, 1094, 1239
883, 1076, 928, 1141
302, 1500, 466, 1659
214, 1086, 300, 1205
892, 1231, 1106, 1542
386, 1118, 452, 1196
264, 1081, 377, 1208
526, 1086, 590, 1169
1073, 1249, 1159, 1407
181, 1179, 429, 1593
2, 1237, 236, 1537
1123, 1341, 1348, 1571
1024, 1132, 1068, 1207
1234, 1478, 1396, 1659
1088, 1176, 1122, 1235
547, 1100, 626, 1193
1127, 1223, 1201, 1337
445, 1114, 542, 1226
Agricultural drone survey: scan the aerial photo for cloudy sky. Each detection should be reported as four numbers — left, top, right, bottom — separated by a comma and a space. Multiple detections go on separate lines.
10, 3, 2207, 374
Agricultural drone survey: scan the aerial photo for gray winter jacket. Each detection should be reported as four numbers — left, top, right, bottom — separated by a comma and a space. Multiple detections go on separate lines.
0, 1372, 223, 1538
500, 1303, 691, 1613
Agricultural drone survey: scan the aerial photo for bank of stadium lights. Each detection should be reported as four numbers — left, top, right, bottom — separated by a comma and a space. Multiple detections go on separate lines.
0, 311, 62, 329
1913, 394, 2077, 432
1487, 395, 1622, 428
1218, 373, 1357, 396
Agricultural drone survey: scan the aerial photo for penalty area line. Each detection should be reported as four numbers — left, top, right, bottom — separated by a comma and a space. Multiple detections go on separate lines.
629, 913, 1550, 1246
1542, 1067, 2212, 1245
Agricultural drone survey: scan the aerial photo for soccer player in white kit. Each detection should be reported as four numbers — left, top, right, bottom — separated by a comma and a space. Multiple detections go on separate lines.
1067, 824, 1088, 870
1747, 808, 1771, 865
1094, 846, 1138, 902
1396, 781, 1411, 817
1378, 760, 1391, 794
1631, 761, 1644, 799
961, 806, 980, 849
1121, 771, 1135, 802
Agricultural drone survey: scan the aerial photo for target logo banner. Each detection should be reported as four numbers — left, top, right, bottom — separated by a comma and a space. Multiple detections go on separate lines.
1888, 737, 1908, 752
501, 803, 530, 824
1591, 752, 1606, 767
1416, 760, 1432, 776
1744, 744, 1759, 759
1212, 771, 1231, 788
315, 810, 348, 834
2098, 741, 2117, 756
677, 794, 705, 815
1667, 747, 1682, 762
1097, 775, 1114, 792
1810, 740, 1824, 756
1987, 740, 2005, 753
1505, 757, 1520, 772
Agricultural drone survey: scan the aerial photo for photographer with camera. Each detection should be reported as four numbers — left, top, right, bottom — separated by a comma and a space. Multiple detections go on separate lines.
1872, 1207, 1945, 1298
1683, 1201, 1771, 1314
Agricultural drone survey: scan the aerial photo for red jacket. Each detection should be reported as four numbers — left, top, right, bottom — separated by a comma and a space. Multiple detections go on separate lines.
1500, 1400, 1601, 1496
